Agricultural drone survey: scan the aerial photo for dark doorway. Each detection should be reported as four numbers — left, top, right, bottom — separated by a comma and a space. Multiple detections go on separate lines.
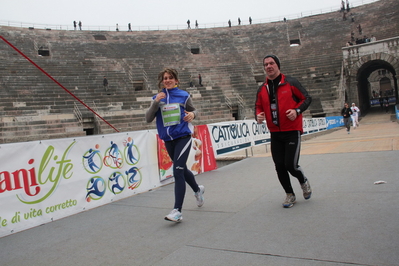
84, 128, 94, 135
38, 49, 50, 56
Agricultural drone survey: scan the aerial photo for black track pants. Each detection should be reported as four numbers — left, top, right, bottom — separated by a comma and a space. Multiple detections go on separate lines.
165, 136, 200, 211
270, 131, 306, 194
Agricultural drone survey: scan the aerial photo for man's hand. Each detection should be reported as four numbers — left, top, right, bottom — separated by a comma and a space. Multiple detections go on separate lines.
256, 112, 265, 124
286, 109, 298, 121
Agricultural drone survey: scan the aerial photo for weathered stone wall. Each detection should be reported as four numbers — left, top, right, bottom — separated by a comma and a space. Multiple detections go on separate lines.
0, 0, 398, 143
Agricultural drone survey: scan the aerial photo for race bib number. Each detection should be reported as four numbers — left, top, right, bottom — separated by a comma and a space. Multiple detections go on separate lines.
271, 103, 278, 125
161, 103, 181, 126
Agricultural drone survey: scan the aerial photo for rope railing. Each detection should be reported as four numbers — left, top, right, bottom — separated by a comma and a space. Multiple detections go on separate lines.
0, 35, 120, 133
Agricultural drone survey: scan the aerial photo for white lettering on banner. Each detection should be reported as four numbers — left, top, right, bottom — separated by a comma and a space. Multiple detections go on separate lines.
328, 119, 337, 126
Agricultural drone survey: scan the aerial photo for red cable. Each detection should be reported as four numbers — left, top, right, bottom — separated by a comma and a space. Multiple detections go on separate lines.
0, 35, 119, 132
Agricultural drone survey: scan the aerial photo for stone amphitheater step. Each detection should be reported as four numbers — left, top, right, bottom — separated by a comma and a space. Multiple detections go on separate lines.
0, 0, 397, 143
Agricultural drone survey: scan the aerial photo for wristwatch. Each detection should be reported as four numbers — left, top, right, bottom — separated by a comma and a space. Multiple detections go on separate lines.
295, 108, 301, 114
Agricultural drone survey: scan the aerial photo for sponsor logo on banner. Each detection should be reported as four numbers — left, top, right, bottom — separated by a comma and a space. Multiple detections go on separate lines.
210, 122, 252, 155
83, 137, 143, 202
251, 122, 271, 145
326, 116, 344, 129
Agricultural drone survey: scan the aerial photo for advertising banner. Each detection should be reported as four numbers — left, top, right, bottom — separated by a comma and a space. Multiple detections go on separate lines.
157, 125, 217, 182
1, 117, 334, 238
326, 116, 344, 129
207, 121, 253, 156
208, 118, 326, 157
0, 130, 159, 238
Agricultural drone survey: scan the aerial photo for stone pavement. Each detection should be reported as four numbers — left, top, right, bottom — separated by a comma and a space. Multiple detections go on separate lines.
240, 106, 399, 158
1, 107, 398, 266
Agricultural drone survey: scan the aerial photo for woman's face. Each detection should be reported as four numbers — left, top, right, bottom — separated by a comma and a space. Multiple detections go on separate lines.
162, 72, 178, 89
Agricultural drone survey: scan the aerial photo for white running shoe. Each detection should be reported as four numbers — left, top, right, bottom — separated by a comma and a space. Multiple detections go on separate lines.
164, 209, 182, 222
301, 180, 312, 200
194, 185, 205, 207
282, 193, 296, 208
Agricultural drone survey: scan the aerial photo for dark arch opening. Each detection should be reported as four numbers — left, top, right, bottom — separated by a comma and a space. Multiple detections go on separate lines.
356, 59, 398, 114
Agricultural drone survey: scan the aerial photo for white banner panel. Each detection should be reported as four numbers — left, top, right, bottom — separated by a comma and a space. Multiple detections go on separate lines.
0, 130, 162, 238
208, 118, 327, 157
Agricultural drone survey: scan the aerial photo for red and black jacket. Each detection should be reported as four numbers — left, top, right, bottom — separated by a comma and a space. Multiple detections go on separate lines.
255, 73, 312, 134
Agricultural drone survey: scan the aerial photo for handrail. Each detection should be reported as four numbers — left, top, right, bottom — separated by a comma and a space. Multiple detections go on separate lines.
225, 96, 232, 110
73, 102, 83, 126
0, 35, 120, 132
236, 94, 245, 108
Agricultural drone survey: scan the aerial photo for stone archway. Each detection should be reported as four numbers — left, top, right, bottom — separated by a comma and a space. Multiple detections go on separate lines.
344, 51, 399, 113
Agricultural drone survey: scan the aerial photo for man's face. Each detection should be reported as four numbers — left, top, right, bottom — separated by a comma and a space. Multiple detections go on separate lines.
263, 57, 280, 80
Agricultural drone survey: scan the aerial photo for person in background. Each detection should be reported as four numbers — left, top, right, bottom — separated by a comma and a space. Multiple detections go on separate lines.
341, 103, 353, 134
350, 103, 360, 129
145, 68, 204, 222
255, 55, 312, 208
198, 73, 203, 86
103, 76, 108, 91
385, 97, 390, 113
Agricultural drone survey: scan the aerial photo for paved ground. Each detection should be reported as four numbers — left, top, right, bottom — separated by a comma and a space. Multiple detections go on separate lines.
239, 107, 399, 157
1, 107, 398, 266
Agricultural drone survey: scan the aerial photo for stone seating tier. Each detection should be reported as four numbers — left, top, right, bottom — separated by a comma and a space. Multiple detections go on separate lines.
0, 0, 398, 143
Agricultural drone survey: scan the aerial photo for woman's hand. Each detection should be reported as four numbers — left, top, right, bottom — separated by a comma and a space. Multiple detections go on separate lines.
155, 92, 166, 102
184, 110, 194, 122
